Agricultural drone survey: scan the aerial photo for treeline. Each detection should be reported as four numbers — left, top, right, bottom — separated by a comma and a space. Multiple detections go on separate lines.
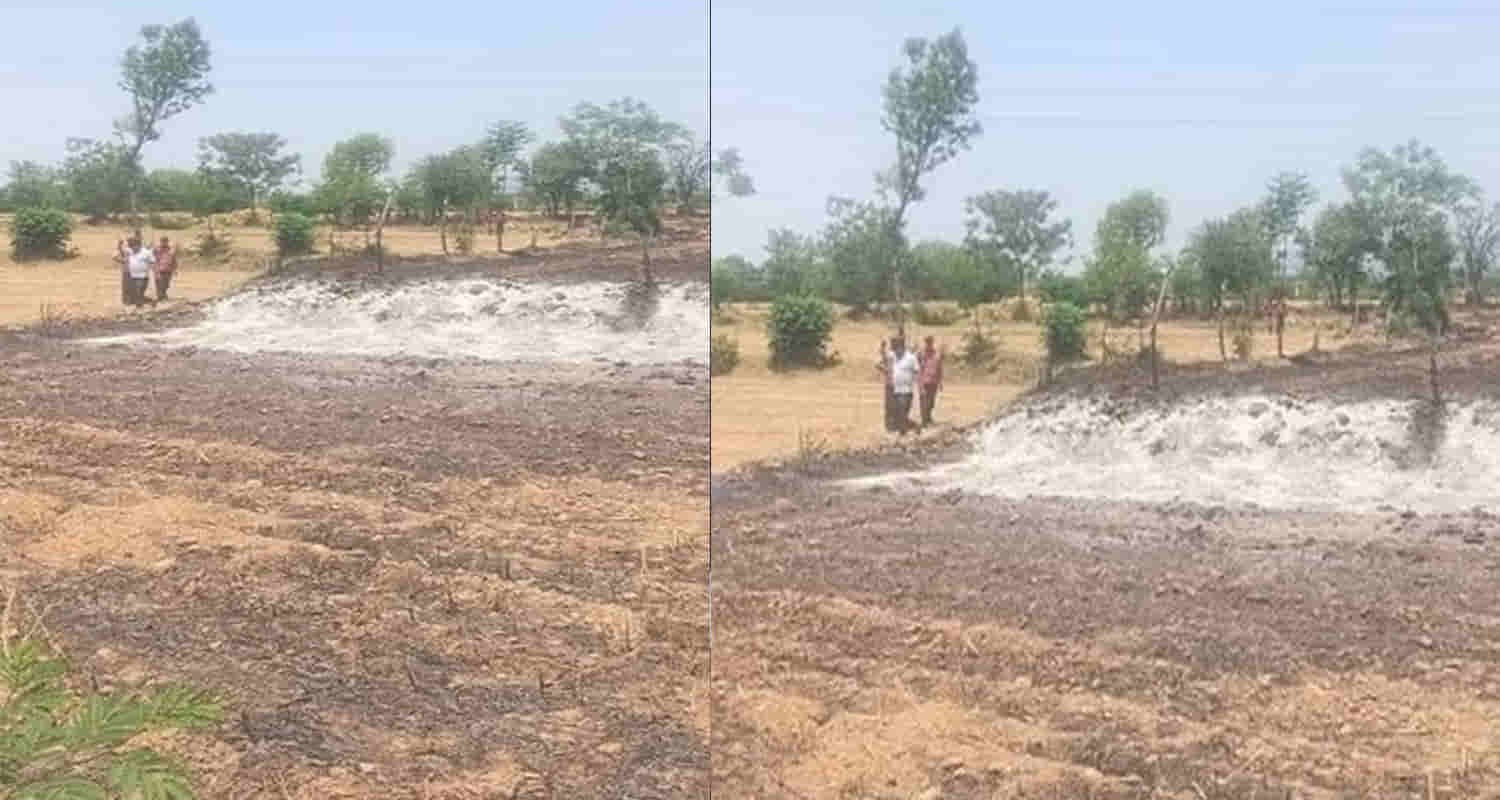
716, 139, 1500, 341
0, 17, 744, 265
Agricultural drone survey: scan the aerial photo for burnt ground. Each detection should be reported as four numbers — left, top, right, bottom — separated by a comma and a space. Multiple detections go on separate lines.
0, 238, 708, 798
712, 313, 1500, 799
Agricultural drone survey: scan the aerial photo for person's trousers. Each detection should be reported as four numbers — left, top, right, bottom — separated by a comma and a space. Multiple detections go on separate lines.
920, 383, 939, 425
892, 391, 914, 433
121, 271, 130, 305
127, 277, 149, 306
155, 271, 173, 301
883, 384, 897, 432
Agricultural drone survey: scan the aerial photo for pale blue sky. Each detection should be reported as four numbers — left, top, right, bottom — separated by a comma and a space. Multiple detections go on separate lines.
711, 1, 1500, 267
1, 1, 706, 181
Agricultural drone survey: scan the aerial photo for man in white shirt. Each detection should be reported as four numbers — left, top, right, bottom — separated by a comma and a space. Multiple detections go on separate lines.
124, 237, 155, 307
879, 336, 921, 435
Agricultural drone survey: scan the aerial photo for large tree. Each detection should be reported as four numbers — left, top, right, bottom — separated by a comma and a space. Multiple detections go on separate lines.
1188, 207, 1275, 359
523, 142, 590, 222
1260, 171, 1317, 356
873, 28, 981, 327
823, 196, 903, 312
319, 133, 393, 232
61, 138, 134, 222
479, 121, 533, 251
196, 132, 299, 215
761, 228, 825, 299
1341, 140, 1475, 336
410, 145, 490, 255
1086, 190, 1169, 321
4, 162, 66, 209
116, 18, 213, 232
1305, 202, 1376, 319
1455, 199, 1500, 305
962, 189, 1071, 315
665, 140, 710, 213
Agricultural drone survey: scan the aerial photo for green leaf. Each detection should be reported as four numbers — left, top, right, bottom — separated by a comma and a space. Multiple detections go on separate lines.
108, 750, 195, 800
140, 686, 222, 729
14, 777, 109, 800
67, 695, 145, 747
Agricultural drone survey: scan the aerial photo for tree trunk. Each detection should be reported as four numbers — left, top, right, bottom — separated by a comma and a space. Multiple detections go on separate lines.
1430, 335, 1441, 405
496, 211, 505, 253
1217, 307, 1227, 363
1276, 303, 1286, 359
894, 270, 906, 340
439, 200, 449, 255
374, 189, 394, 274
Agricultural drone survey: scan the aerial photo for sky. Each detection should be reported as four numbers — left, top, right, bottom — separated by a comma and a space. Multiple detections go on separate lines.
0, 1, 706, 182
711, 1, 1500, 269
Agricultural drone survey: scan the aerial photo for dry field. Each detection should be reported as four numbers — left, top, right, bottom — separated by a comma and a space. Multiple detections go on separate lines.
711, 300, 1372, 471
712, 310, 1500, 799
0, 211, 597, 326
0, 225, 710, 798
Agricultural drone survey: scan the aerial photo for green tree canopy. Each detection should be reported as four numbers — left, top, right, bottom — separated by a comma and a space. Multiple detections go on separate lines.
196, 132, 299, 212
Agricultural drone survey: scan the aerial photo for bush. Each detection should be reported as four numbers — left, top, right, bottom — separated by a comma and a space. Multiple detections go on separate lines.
959, 329, 999, 370
710, 263, 739, 310
911, 302, 962, 326
0, 628, 222, 798
767, 294, 835, 369
1042, 301, 1088, 363
710, 333, 740, 376
455, 224, 475, 256
1038, 270, 1091, 310
274, 212, 316, 256
9, 207, 73, 259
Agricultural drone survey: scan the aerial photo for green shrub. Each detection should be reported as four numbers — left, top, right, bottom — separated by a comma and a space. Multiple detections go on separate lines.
0, 630, 223, 798
274, 212, 315, 256
710, 263, 739, 310
10, 207, 73, 260
1037, 270, 1090, 310
710, 333, 740, 376
1042, 301, 1088, 363
911, 302, 962, 326
767, 294, 835, 369
959, 329, 999, 370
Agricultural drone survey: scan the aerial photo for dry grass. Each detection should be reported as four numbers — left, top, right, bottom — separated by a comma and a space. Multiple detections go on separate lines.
0, 212, 586, 327
710, 301, 1379, 471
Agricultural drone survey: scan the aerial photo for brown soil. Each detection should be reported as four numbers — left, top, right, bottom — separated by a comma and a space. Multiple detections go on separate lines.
711, 310, 1500, 799
0, 236, 708, 798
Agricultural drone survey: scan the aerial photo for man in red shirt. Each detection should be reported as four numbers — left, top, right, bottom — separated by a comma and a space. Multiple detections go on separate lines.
918, 336, 944, 428
153, 236, 178, 302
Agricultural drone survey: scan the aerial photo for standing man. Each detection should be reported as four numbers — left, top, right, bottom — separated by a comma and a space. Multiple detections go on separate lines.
124, 237, 155, 308
879, 336, 920, 435
153, 236, 178, 302
116, 238, 130, 306
918, 335, 944, 428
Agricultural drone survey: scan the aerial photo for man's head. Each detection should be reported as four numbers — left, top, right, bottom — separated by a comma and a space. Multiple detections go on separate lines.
892, 337, 906, 354
159, 236, 170, 249
924, 336, 935, 351
126, 236, 141, 251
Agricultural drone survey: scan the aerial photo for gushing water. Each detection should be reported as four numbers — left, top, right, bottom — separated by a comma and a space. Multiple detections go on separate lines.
849, 395, 1500, 513
91, 279, 708, 364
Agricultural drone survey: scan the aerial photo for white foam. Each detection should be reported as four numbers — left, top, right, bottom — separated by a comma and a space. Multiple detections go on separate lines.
847, 395, 1500, 513
89, 280, 708, 364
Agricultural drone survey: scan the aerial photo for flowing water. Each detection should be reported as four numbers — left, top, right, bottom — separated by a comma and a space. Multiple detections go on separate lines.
847, 394, 1500, 513
91, 279, 709, 364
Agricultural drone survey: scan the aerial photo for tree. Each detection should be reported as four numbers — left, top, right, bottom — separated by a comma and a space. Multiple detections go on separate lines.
875, 28, 981, 328
1306, 203, 1376, 319
1086, 190, 1170, 322
962, 189, 1072, 316
3, 161, 66, 209
410, 145, 490, 254
711, 147, 755, 198
823, 196, 903, 312
116, 18, 213, 232
665, 140, 710, 213
1188, 208, 1275, 360
762, 228, 825, 298
1456, 199, 1500, 305
196, 132, 299, 215
479, 121, 533, 251
1260, 172, 1316, 356
524, 142, 590, 222
319, 133, 393, 237
1341, 140, 1475, 336
560, 98, 686, 272
61, 138, 134, 222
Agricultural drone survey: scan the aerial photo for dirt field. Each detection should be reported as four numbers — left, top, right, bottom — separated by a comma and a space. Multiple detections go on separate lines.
711, 301, 1371, 471
711, 309, 1500, 799
0, 229, 709, 798
0, 211, 601, 326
